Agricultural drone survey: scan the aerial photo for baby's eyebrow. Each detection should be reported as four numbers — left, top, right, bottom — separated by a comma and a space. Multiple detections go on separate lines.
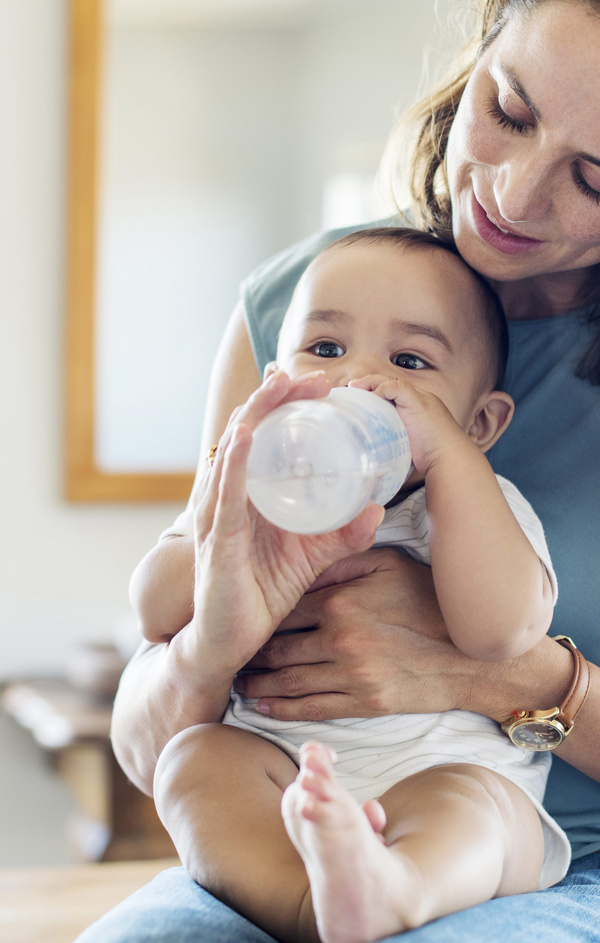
392, 320, 454, 353
303, 309, 453, 353
305, 308, 349, 326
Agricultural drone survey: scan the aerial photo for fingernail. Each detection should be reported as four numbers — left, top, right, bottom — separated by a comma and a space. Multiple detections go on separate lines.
256, 701, 271, 716
297, 370, 326, 384
264, 370, 283, 387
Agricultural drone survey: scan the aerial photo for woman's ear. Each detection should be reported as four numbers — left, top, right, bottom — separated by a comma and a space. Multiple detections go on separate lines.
467, 390, 514, 453
263, 361, 279, 380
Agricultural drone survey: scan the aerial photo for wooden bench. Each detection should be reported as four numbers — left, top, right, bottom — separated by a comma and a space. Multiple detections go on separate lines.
0, 857, 179, 943
2, 680, 175, 862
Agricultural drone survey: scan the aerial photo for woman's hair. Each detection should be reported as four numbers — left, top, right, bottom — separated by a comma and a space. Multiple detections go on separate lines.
383, 0, 600, 383
328, 226, 509, 390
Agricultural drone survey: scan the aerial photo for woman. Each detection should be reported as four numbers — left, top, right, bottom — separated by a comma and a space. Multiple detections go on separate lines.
78, 1, 600, 940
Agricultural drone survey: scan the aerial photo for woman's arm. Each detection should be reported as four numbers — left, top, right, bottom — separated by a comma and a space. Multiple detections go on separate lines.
113, 368, 383, 795
234, 549, 600, 783
116, 544, 600, 794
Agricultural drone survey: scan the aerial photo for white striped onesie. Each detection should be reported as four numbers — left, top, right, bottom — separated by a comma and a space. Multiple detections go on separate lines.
223, 475, 570, 890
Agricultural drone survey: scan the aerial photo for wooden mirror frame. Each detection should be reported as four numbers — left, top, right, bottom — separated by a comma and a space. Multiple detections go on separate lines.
65, 0, 195, 501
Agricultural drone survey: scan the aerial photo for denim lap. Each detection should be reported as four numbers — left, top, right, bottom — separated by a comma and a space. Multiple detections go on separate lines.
74, 853, 600, 943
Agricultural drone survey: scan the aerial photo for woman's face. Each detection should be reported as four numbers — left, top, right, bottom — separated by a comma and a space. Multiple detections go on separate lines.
446, 1, 600, 299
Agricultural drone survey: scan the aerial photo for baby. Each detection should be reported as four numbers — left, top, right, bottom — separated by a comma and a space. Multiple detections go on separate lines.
153, 228, 568, 943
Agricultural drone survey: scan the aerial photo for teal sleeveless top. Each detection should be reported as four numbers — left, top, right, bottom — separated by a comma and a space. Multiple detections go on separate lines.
242, 223, 600, 859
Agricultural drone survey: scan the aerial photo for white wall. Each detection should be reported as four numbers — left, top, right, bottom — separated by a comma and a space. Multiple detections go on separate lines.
0, 0, 471, 677
1, 1, 180, 681
95, 0, 470, 476
0, 0, 468, 866
97, 24, 303, 471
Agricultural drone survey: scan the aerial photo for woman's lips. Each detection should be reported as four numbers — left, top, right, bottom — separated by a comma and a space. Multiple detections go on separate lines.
471, 194, 546, 255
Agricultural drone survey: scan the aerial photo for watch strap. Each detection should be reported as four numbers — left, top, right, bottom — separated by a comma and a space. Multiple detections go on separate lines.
554, 636, 591, 732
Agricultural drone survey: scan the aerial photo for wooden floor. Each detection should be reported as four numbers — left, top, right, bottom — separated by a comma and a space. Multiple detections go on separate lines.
0, 857, 179, 943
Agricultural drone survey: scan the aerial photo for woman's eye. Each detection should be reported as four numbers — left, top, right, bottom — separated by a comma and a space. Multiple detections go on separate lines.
486, 97, 529, 135
311, 342, 344, 358
573, 165, 600, 206
392, 353, 427, 370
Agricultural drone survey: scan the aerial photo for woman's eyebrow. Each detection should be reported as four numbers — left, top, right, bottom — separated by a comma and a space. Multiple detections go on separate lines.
581, 152, 600, 169
502, 66, 541, 121
501, 66, 600, 167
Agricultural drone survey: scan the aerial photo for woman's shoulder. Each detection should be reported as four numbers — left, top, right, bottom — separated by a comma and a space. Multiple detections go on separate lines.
243, 217, 399, 372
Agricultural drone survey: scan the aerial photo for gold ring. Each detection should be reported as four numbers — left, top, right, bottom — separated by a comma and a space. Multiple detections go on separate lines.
206, 444, 218, 467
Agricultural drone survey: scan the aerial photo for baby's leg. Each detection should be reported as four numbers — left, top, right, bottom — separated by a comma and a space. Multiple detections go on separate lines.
154, 723, 320, 943
282, 743, 545, 943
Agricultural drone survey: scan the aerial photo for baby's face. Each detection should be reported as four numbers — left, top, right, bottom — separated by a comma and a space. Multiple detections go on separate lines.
275, 242, 495, 433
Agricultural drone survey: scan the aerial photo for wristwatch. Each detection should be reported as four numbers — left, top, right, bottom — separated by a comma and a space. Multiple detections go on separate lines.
501, 636, 591, 752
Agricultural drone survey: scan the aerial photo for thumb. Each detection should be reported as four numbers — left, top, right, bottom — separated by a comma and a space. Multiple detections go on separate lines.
305, 502, 383, 585
338, 502, 385, 553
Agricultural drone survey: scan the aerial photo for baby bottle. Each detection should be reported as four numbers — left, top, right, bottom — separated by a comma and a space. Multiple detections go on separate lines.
246, 386, 412, 534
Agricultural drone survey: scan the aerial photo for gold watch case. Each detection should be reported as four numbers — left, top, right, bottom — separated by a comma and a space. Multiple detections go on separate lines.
501, 636, 590, 753
502, 710, 566, 751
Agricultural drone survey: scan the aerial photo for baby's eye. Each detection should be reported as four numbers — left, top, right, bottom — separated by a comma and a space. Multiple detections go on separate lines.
311, 341, 345, 358
392, 352, 427, 370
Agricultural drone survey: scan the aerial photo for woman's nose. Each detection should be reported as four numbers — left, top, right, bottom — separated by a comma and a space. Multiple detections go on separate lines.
493, 157, 551, 224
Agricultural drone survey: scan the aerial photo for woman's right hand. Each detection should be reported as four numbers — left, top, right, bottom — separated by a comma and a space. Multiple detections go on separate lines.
112, 367, 384, 795
188, 368, 385, 682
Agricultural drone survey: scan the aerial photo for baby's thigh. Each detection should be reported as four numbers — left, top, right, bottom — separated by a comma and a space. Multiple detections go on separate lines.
378, 763, 545, 896
156, 722, 299, 796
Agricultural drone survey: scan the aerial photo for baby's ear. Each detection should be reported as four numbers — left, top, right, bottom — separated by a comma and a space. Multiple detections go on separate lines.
468, 391, 514, 453
263, 361, 279, 380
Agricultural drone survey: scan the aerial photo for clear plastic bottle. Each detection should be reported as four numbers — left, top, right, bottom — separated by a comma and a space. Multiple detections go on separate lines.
246, 386, 412, 534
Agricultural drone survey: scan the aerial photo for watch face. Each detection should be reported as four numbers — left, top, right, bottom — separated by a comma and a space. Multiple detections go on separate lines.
510, 721, 564, 751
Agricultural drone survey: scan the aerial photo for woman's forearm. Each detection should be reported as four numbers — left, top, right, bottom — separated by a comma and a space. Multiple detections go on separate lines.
554, 657, 600, 779
459, 632, 600, 781
111, 638, 233, 796
239, 551, 600, 783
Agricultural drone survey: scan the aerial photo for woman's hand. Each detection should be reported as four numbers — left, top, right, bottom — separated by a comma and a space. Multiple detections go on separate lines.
234, 547, 461, 719
112, 369, 383, 795
233, 548, 577, 732
186, 369, 385, 684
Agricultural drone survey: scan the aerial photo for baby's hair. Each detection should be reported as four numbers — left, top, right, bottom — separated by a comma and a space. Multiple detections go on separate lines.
326, 227, 509, 390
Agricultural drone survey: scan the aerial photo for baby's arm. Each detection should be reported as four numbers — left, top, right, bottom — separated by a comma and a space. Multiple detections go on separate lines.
129, 535, 195, 643
351, 376, 554, 662
424, 435, 554, 661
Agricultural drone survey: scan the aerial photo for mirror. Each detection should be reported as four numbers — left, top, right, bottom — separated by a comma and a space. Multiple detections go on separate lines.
66, 0, 467, 501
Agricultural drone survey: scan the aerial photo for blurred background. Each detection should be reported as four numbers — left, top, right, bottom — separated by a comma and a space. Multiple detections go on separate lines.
0, 0, 470, 868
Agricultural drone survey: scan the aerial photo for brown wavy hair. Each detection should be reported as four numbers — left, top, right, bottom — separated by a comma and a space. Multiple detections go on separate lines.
383, 0, 600, 382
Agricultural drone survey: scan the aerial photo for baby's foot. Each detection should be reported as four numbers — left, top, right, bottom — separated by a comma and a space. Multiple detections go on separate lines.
281, 742, 409, 943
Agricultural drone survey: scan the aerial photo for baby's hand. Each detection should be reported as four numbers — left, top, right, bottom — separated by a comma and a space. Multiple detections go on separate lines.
348, 375, 471, 476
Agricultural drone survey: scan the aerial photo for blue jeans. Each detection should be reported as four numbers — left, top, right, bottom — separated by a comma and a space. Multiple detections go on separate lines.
74, 852, 600, 942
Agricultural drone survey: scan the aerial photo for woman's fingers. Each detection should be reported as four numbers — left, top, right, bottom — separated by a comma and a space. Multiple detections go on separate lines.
264, 691, 362, 722
231, 369, 329, 435
336, 502, 385, 552
194, 369, 331, 542
235, 660, 336, 701
193, 372, 289, 541
210, 424, 254, 541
